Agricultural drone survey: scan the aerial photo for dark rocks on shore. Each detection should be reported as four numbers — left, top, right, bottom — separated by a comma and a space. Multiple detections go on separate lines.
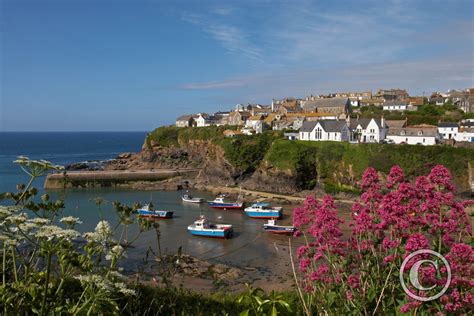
65, 160, 113, 171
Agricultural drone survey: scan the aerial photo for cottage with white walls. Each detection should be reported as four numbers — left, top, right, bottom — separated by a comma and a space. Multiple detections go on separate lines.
299, 120, 350, 142
349, 117, 388, 143
386, 125, 439, 145
437, 122, 458, 140
383, 101, 417, 111
195, 113, 210, 127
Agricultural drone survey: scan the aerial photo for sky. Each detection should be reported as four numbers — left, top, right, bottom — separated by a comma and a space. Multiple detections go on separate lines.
0, 0, 473, 131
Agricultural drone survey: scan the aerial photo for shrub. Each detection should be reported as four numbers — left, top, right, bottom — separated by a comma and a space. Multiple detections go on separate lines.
292, 165, 473, 315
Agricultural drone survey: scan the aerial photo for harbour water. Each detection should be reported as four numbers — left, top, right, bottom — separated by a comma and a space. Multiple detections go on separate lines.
0, 132, 298, 288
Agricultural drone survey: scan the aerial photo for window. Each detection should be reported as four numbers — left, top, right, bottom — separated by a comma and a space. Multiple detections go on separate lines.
423, 138, 425, 142
315, 128, 322, 140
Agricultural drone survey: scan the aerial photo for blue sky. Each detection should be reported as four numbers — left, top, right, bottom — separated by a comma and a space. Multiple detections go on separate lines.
1, 0, 473, 131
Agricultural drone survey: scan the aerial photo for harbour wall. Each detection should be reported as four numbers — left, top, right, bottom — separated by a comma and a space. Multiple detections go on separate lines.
44, 169, 200, 189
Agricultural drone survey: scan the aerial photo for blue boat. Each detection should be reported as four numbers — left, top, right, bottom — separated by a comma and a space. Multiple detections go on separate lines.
136, 203, 173, 219
263, 219, 296, 235
244, 202, 282, 219
187, 215, 233, 239
207, 195, 243, 210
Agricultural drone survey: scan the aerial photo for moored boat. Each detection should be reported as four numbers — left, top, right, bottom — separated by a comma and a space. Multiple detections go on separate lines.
181, 192, 205, 204
263, 219, 296, 235
187, 215, 233, 239
244, 202, 282, 219
136, 203, 173, 219
207, 195, 243, 210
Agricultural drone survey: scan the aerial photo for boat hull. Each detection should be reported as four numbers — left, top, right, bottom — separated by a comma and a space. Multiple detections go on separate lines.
137, 210, 174, 219
187, 227, 233, 239
244, 210, 282, 219
263, 225, 296, 235
208, 202, 243, 210
182, 196, 204, 203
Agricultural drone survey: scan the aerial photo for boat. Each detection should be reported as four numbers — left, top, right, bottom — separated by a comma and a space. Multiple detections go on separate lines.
263, 219, 296, 235
207, 195, 243, 210
181, 192, 205, 204
187, 215, 233, 239
136, 203, 173, 219
244, 202, 282, 219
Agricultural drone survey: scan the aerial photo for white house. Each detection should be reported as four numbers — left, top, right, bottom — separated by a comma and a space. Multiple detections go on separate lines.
299, 120, 350, 142
195, 113, 216, 127
245, 115, 264, 134
455, 128, 474, 142
386, 125, 439, 145
349, 117, 388, 143
383, 101, 417, 111
175, 115, 195, 127
437, 122, 458, 140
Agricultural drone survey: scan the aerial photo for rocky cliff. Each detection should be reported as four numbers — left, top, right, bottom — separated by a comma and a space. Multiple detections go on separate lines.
103, 127, 474, 196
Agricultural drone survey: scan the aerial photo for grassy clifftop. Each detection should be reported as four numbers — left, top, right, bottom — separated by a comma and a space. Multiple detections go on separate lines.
146, 126, 474, 193
265, 139, 474, 192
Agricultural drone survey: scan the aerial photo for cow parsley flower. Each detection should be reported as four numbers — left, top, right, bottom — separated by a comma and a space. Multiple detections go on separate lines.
60, 216, 82, 227
35, 225, 80, 241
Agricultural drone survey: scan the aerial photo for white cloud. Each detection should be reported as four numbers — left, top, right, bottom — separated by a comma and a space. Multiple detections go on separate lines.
181, 11, 262, 60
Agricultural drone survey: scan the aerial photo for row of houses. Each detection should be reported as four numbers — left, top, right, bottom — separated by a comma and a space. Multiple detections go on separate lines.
298, 118, 474, 145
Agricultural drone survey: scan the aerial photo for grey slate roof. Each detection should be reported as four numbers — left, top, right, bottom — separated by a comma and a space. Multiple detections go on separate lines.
299, 120, 349, 133
302, 98, 349, 111
299, 121, 318, 132
349, 118, 372, 129
388, 127, 438, 137
176, 115, 193, 121
437, 122, 458, 128
385, 120, 407, 128
319, 120, 348, 132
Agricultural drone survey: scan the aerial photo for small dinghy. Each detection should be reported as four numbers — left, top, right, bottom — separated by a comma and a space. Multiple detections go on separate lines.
244, 202, 282, 219
181, 192, 205, 204
187, 215, 233, 239
136, 203, 173, 219
263, 219, 296, 235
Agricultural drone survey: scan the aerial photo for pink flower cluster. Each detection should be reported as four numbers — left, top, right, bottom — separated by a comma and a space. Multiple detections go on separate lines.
293, 164, 473, 314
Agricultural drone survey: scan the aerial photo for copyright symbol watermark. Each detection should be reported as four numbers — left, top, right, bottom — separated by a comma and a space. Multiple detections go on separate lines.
400, 249, 451, 302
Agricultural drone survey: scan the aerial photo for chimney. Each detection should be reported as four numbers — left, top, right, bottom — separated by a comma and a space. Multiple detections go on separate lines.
381, 115, 385, 127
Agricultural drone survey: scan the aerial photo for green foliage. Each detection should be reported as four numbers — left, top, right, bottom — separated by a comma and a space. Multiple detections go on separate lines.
147, 126, 180, 147
265, 140, 474, 193
217, 132, 281, 175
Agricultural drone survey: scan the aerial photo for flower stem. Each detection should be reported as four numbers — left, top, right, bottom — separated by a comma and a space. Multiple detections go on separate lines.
288, 238, 311, 316
40, 251, 52, 316
11, 246, 17, 282
2, 244, 6, 286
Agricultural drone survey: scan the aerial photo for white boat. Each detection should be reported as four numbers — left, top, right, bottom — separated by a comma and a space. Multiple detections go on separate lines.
187, 215, 233, 239
181, 193, 205, 204
136, 203, 173, 219
244, 202, 282, 219
207, 195, 244, 209
263, 219, 296, 235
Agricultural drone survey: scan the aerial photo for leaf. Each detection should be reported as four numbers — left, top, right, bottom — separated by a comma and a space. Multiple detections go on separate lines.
271, 306, 278, 316
239, 309, 250, 316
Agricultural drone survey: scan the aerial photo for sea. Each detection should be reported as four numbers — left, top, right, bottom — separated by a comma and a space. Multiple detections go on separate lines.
0, 132, 294, 280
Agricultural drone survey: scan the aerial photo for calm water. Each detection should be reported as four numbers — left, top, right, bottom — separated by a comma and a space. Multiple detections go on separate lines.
0, 132, 294, 275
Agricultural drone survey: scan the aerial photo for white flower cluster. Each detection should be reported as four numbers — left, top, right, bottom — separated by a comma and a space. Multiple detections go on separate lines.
75, 274, 135, 296
0, 206, 19, 220
34, 225, 80, 241
106, 245, 127, 261
59, 216, 83, 226
83, 220, 114, 245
